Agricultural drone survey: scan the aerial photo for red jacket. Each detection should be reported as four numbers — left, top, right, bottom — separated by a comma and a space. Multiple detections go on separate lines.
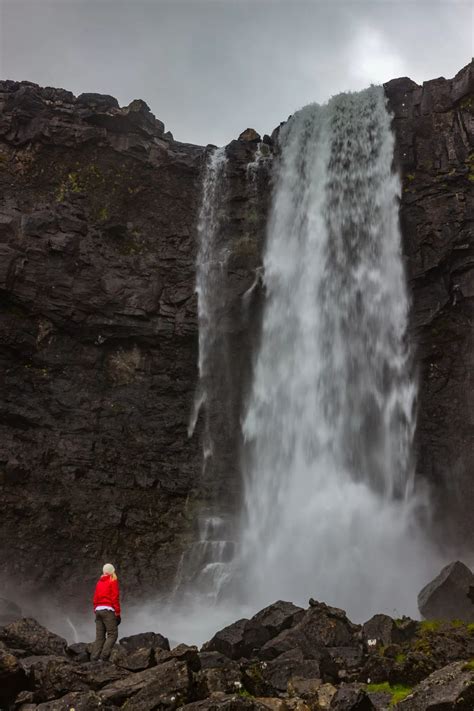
93, 574, 121, 616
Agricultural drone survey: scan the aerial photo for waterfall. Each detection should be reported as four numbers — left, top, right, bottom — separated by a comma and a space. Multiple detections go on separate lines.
177, 147, 235, 606
189, 146, 227, 444
239, 86, 436, 620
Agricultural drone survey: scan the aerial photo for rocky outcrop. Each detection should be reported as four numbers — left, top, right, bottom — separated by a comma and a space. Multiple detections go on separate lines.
1, 599, 474, 710
0, 80, 206, 602
384, 61, 474, 546
0, 79, 271, 606
0, 61, 472, 606
418, 561, 474, 622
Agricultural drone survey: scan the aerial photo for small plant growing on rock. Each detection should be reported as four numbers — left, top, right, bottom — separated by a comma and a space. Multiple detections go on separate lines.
419, 620, 441, 634
366, 682, 413, 706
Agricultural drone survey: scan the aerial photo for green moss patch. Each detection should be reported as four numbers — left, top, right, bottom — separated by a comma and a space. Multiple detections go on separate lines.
366, 682, 413, 706
419, 620, 441, 634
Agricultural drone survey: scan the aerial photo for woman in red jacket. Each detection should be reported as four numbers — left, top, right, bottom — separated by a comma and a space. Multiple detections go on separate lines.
90, 563, 121, 662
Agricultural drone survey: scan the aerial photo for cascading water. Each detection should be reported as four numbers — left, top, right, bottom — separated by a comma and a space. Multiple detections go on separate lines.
189, 146, 227, 445
239, 86, 437, 620
176, 147, 235, 606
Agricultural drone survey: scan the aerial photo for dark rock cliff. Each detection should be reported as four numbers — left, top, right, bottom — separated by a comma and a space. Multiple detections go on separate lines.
384, 61, 474, 545
0, 61, 472, 607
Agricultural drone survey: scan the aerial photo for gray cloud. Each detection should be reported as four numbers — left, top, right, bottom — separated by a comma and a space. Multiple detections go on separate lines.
0, 0, 472, 145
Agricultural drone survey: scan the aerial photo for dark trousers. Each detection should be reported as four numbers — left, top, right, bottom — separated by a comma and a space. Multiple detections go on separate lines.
90, 609, 118, 661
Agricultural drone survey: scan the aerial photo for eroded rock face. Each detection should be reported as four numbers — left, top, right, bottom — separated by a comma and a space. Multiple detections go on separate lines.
0, 79, 271, 606
396, 661, 474, 710
384, 60, 474, 547
0, 80, 205, 602
418, 561, 474, 622
0, 62, 473, 606
0, 618, 67, 657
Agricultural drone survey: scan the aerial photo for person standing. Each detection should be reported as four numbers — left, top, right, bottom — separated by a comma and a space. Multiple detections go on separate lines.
90, 563, 121, 662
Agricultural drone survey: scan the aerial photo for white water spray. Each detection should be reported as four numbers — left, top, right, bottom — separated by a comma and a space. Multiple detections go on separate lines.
188, 146, 228, 441
177, 147, 235, 608
239, 87, 437, 620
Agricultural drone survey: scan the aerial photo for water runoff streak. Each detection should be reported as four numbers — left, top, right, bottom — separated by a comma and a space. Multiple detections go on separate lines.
239, 86, 436, 620
176, 147, 235, 608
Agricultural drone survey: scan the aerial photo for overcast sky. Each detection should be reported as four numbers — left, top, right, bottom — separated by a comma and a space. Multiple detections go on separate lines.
0, 0, 472, 146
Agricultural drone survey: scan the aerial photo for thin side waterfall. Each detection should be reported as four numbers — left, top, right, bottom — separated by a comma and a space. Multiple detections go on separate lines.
239, 87, 437, 620
176, 147, 234, 606
189, 146, 227, 444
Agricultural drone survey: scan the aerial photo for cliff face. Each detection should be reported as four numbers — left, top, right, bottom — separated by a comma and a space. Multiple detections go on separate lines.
384, 62, 474, 544
0, 62, 472, 605
0, 84, 206, 600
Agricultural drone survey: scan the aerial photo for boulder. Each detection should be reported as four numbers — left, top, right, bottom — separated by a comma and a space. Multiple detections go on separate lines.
0, 618, 67, 657
259, 602, 358, 660
329, 683, 376, 710
316, 683, 337, 709
35, 690, 108, 710
251, 601, 305, 637
119, 631, 170, 653
325, 647, 364, 682
99, 658, 191, 706
19, 654, 128, 702
79, 659, 130, 688
0, 597, 23, 626
19, 654, 90, 702
365, 689, 392, 710
197, 651, 242, 695
238, 128, 261, 143
179, 696, 270, 711
396, 661, 474, 709
287, 676, 322, 698
76, 92, 119, 110
154, 643, 201, 672
203, 618, 270, 660
112, 645, 156, 671
243, 650, 322, 696
361, 614, 416, 653
255, 699, 289, 711
418, 561, 474, 622
66, 642, 90, 663
0, 646, 27, 706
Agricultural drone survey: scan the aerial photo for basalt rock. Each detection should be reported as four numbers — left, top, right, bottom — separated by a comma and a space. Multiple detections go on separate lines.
0, 618, 67, 657
180, 698, 271, 711
0, 646, 27, 707
242, 650, 323, 696
251, 601, 305, 638
384, 60, 474, 548
1, 603, 474, 710
0, 79, 271, 606
99, 657, 192, 707
259, 602, 359, 661
202, 618, 271, 661
329, 684, 376, 710
119, 632, 170, 654
362, 615, 417, 651
418, 561, 474, 622
197, 652, 242, 695
34, 690, 111, 710
397, 661, 474, 710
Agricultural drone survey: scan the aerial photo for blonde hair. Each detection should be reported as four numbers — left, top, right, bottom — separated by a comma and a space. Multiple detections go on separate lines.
103, 563, 118, 581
